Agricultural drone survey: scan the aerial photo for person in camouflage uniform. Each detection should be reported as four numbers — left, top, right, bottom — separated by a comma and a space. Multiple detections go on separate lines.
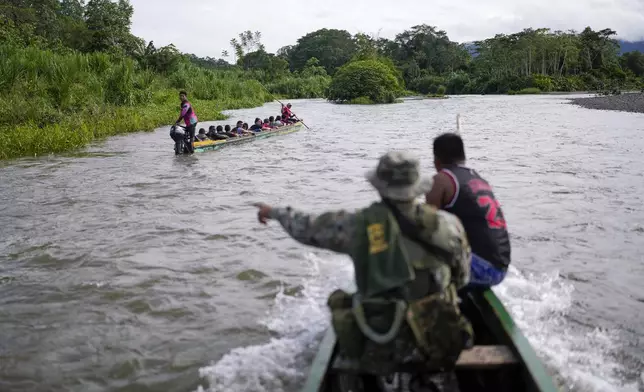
255, 151, 473, 376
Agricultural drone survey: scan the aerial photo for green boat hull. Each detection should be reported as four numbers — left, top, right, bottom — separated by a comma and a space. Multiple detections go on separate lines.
301, 289, 560, 392
192, 121, 304, 153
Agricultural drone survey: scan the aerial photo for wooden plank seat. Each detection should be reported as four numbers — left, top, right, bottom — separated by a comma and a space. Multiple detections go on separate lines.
332, 345, 518, 375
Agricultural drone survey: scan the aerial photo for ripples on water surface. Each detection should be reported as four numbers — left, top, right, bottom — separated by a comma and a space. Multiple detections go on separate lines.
1, 95, 643, 392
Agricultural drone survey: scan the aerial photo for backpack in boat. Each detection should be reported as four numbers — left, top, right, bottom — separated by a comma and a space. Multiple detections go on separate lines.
328, 202, 473, 372
405, 283, 474, 369
384, 200, 474, 369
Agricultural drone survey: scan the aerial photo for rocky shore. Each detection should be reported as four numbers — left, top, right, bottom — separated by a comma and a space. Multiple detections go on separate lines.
568, 92, 644, 114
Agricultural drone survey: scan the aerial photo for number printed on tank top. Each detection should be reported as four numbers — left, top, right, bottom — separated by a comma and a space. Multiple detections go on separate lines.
476, 195, 507, 229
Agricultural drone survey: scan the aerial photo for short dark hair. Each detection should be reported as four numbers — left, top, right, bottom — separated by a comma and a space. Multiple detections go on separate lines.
179, 90, 187, 96
433, 133, 465, 164
269, 116, 274, 121
216, 125, 223, 132
224, 125, 231, 131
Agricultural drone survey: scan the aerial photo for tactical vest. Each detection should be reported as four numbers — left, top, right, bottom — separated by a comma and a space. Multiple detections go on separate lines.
327, 202, 473, 373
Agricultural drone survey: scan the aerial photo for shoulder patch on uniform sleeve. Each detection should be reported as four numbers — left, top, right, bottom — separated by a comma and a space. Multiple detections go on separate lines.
367, 223, 388, 254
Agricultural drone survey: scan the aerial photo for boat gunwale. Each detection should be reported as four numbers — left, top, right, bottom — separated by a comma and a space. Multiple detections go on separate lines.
301, 329, 337, 392
477, 289, 560, 392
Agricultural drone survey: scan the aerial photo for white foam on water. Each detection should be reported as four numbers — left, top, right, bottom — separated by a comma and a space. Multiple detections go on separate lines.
196, 253, 354, 392
494, 267, 639, 392
196, 255, 636, 392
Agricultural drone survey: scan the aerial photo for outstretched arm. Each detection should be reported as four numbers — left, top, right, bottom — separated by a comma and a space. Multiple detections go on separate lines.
255, 203, 357, 254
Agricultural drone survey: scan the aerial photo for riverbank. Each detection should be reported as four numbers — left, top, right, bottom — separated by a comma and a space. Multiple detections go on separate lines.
0, 43, 282, 160
568, 92, 644, 113
0, 40, 331, 161
0, 92, 271, 160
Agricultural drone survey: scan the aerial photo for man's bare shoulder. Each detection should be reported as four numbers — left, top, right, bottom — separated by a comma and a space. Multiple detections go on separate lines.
425, 171, 452, 207
432, 171, 452, 186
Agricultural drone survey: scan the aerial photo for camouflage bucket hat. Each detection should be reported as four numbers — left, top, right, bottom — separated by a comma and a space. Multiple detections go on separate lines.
366, 151, 433, 201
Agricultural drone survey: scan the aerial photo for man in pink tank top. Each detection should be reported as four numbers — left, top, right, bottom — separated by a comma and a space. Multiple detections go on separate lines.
174, 90, 199, 154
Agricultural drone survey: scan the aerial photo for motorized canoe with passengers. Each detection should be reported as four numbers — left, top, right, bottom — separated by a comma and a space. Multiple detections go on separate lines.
300, 288, 560, 392
193, 120, 304, 153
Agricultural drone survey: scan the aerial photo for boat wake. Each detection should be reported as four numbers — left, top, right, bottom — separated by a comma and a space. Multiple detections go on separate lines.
495, 271, 640, 392
196, 253, 639, 392
195, 253, 352, 392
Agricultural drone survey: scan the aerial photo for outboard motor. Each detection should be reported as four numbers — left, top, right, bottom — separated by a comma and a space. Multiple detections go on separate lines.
169, 125, 188, 155
169, 125, 185, 141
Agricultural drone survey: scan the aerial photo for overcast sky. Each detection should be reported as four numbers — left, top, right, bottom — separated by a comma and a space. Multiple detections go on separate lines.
130, 0, 644, 58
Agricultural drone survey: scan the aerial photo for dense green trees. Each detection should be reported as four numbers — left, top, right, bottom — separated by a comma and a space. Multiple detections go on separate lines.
279, 25, 642, 98
1, 0, 641, 101
282, 29, 358, 75
465, 27, 639, 93
621, 51, 644, 77
327, 60, 402, 104
0, 0, 142, 54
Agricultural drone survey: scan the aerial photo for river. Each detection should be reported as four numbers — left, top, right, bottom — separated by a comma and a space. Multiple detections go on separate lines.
0, 95, 642, 392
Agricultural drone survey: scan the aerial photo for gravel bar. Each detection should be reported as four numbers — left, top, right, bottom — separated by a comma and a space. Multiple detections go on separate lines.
568, 92, 644, 114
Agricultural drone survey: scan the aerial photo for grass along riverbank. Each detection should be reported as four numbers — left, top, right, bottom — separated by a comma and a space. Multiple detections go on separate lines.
0, 93, 270, 160
0, 46, 276, 160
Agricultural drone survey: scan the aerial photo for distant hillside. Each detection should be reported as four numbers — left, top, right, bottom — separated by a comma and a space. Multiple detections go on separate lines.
617, 40, 644, 54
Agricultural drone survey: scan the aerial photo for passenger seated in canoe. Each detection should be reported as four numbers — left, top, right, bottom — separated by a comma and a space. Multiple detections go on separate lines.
262, 118, 272, 130
209, 125, 229, 140
268, 116, 278, 128
223, 124, 237, 138
195, 128, 208, 141
234, 121, 244, 134
254, 151, 473, 378
207, 126, 222, 140
273, 116, 284, 127
235, 120, 253, 136
249, 118, 263, 132
425, 133, 511, 290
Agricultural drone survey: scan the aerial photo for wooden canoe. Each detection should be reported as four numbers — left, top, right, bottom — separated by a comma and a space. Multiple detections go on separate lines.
301, 289, 560, 392
192, 121, 304, 153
